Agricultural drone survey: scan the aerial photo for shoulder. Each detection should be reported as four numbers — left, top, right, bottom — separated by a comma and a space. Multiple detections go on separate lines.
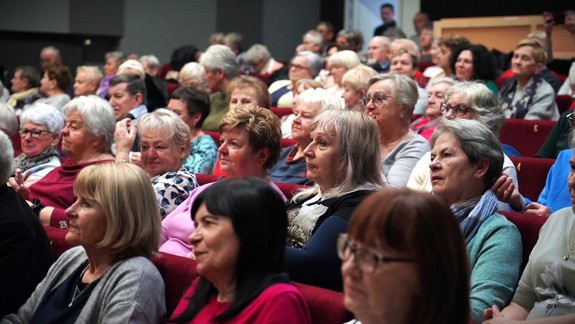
269, 80, 292, 92
479, 213, 521, 239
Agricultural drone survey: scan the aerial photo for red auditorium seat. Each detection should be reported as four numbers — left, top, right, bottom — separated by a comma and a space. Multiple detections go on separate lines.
270, 107, 293, 119
509, 156, 555, 202
556, 95, 574, 115
499, 119, 556, 157
204, 131, 221, 146
499, 211, 547, 270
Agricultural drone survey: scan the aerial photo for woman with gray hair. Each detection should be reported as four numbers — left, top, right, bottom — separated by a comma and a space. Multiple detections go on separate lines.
243, 44, 285, 77
285, 109, 383, 290
115, 108, 198, 218
430, 118, 521, 322
269, 88, 343, 184
364, 72, 430, 188
324, 50, 361, 97
9, 95, 116, 229
178, 62, 208, 92
269, 51, 323, 107
12, 103, 64, 186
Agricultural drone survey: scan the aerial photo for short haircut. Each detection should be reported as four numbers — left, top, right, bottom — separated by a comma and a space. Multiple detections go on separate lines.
0, 103, 18, 137
178, 62, 206, 88
295, 88, 343, 113
294, 51, 323, 78
348, 188, 470, 324
0, 132, 13, 183
226, 75, 271, 108
342, 65, 378, 91
449, 44, 497, 81
45, 64, 71, 91
390, 47, 420, 69
368, 73, 419, 120
73, 162, 161, 262
293, 110, 383, 200
63, 95, 116, 152
104, 51, 127, 66
438, 34, 471, 51
200, 44, 239, 79
432, 118, 503, 189
117, 59, 146, 79
15, 66, 40, 88
172, 177, 288, 322
217, 105, 281, 170
20, 102, 65, 134
328, 50, 362, 70
224, 32, 244, 52
209, 32, 225, 44
381, 3, 394, 11
137, 108, 192, 158
171, 86, 210, 128
444, 81, 504, 135
139, 55, 161, 69
337, 29, 365, 51
303, 30, 323, 46
109, 73, 147, 104
243, 44, 272, 65
317, 21, 335, 33
515, 38, 547, 65
76, 65, 103, 85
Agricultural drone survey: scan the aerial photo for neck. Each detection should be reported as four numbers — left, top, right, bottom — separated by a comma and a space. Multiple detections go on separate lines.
74, 150, 113, 164
219, 78, 232, 93
213, 277, 236, 303
82, 249, 114, 283
46, 88, 64, 97
516, 75, 531, 87
190, 128, 203, 142
380, 126, 409, 146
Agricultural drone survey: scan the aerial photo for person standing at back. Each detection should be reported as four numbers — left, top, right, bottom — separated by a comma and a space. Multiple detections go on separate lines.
373, 3, 405, 37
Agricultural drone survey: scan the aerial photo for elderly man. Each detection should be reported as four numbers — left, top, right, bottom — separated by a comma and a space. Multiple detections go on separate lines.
108, 73, 147, 121
373, 3, 405, 37
39, 46, 62, 71
200, 44, 239, 131
367, 36, 392, 73
316, 21, 335, 45
299, 30, 323, 55
73, 65, 103, 97
0, 132, 53, 317
8, 66, 42, 110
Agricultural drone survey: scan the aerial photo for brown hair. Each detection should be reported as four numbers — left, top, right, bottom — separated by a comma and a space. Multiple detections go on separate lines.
226, 75, 271, 108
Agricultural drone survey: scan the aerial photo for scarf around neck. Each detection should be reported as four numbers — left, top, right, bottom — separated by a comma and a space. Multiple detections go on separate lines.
499, 75, 542, 119
13, 147, 60, 174
450, 189, 498, 244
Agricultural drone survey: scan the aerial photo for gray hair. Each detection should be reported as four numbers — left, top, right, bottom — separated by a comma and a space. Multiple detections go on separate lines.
139, 55, 161, 69
444, 81, 505, 135
295, 88, 344, 113
63, 95, 116, 152
293, 110, 383, 200
303, 30, 323, 46
431, 118, 503, 190
243, 44, 271, 65
199, 44, 239, 79
76, 65, 103, 85
137, 108, 192, 158
371, 36, 392, 48
0, 132, 13, 183
337, 29, 365, 50
105, 51, 127, 66
0, 103, 18, 136
15, 66, 40, 89
178, 62, 206, 86
328, 50, 361, 70
294, 51, 323, 78
20, 103, 65, 135
117, 59, 145, 79
427, 76, 458, 89
369, 72, 418, 119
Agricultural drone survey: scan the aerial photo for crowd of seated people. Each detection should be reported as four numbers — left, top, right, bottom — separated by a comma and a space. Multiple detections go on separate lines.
2, 9, 575, 324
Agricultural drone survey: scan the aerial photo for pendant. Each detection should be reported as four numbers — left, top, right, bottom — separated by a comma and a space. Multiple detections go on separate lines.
564, 255, 570, 261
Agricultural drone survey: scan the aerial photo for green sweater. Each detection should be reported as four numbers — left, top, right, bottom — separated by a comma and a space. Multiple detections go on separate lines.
467, 213, 522, 323
202, 91, 229, 132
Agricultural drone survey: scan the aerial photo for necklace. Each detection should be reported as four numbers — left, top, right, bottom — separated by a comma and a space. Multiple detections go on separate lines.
564, 222, 575, 261
68, 265, 89, 307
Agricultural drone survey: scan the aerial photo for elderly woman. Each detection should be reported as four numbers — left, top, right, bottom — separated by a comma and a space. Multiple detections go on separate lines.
269, 88, 343, 184
341, 65, 378, 113
200, 44, 239, 131
269, 51, 323, 107
499, 38, 559, 121
168, 178, 311, 323
35, 64, 71, 111
243, 43, 285, 78
97, 51, 126, 98
285, 109, 383, 290
407, 82, 520, 211
340, 189, 470, 324
325, 50, 361, 97
389, 47, 429, 114
450, 44, 498, 93
9, 95, 116, 229
227, 75, 270, 110
115, 108, 198, 218
364, 73, 430, 188
410, 77, 457, 140
167, 86, 218, 174
280, 78, 323, 139
483, 156, 575, 323
2, 163, 165, 322
430, 119, 521, 323
73, 65, 103, 97
12, 103, 64, 186
160, 105, 284, 257
178, 62, 209, 92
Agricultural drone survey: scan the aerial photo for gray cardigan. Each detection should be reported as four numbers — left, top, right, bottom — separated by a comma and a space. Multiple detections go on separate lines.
1, 246, 166, 323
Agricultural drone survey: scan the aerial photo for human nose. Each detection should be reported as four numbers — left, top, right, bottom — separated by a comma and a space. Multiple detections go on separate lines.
302, 142, 314, 157
568, 170, 575, 192
65, 200, 79, 218
188, 228, 201, 244
429, 156, 440, 171
443, 107, 455, 119
341, 250, 362, 278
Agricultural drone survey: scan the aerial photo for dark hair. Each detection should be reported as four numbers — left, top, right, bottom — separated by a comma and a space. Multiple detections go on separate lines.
171, 86, 210, 128
317, 21, 335, 33
450, 44, 497, 82
348, 189, 470, 324
381, 3, 394, 11
45, 64, 71, 91
109, 73, 147, 104
171, 178, 289, 322
15, 65, 40, 88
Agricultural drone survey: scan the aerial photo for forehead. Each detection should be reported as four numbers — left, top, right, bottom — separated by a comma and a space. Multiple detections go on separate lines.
434, 132, 460, 149
231, 87, 256, 98
447, 93, 469, 105
140, 129, 171, 141
65, 111, 83, 122
368, 79, 393, 93
109, 82, 128, 92
392, 53, 412, 62
291, 56, 308, 65
459, 50, 473, 58
514, 45, 534, 57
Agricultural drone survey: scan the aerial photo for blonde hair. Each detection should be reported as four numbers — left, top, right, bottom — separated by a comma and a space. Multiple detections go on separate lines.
73, 162, 161, 262
342, 65, 378, 91
515, 38, 547, 65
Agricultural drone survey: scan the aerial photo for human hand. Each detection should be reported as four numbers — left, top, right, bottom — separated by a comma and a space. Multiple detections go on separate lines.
542, 11, 554, 33
129, 152, 143, 169
491, 174, 523, 211
7, 168, 30, 199
524, 202, 552, 217
114, 118, 137, 161
483, 304, 502, 321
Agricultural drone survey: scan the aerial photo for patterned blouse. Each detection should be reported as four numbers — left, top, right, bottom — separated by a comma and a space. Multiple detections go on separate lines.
182, 134, 218, 174
151, 169, 198, 218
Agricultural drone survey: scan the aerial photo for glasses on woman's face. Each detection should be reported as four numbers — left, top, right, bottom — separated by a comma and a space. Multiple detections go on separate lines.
440, 102, 470, 116
19, 129, 51, 138
360, 92, 394, 108
337, 233, 414, 274
289, 63, 310, 71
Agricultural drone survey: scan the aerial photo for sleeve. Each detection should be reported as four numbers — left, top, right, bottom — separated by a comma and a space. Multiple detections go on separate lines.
535, 111, 570, 158
255, 288, 311, 324
387, 139, 430, 188
537, 159, 558, 206
284, 215, 346, 286
48, 208, 69, 229
524, 84, 559, 121
406, 153, 432, 192
468, 221, 522, 323
153, 172, 198, 219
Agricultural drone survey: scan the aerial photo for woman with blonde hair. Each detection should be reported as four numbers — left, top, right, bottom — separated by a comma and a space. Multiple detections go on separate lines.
341, 65, 378, 113
325, 50, 361, 96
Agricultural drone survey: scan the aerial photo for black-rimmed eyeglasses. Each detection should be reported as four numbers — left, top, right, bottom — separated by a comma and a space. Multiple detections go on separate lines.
440, 102, 470, 116
360, 93, 394, 108
19, 129, 51, 138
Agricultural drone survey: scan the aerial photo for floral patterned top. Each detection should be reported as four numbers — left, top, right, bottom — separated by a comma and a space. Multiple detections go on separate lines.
182, 134, 218, 174
151, 169, 198, 218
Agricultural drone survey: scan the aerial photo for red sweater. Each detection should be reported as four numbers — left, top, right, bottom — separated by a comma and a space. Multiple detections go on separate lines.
170, 280, 311, 323
28, 158, 114, 228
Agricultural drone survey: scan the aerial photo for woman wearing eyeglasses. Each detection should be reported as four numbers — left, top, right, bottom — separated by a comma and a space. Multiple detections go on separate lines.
363, 73, 430, 188
12, 103, 64, 187
339, 188, 470, 324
